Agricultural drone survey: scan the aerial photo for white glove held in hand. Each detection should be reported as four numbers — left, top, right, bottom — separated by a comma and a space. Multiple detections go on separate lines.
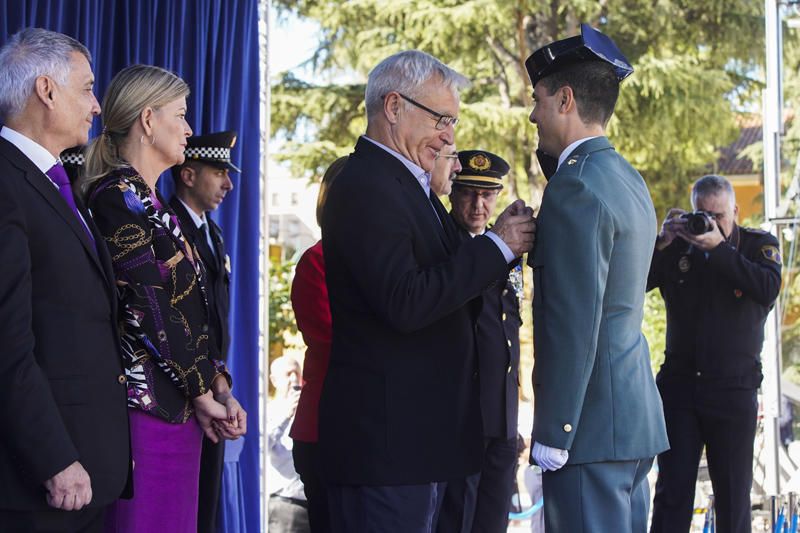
531, 441, 569, 471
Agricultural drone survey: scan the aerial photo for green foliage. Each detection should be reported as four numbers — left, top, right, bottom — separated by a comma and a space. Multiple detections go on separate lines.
269, 260, 298, 348
642, 289, 667, 372
272, 0, 766, 216
271, 0, 780, 370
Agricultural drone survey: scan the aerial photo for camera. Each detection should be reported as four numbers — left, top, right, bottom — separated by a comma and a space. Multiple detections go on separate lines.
680, 211, 714, 235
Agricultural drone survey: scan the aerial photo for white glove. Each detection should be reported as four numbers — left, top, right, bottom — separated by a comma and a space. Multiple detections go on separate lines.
531, 441, 569, 472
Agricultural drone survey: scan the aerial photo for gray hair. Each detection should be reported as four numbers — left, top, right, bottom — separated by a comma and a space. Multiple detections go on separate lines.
0, 28, 91, 122
691, 174, 736, 209
364, 50, 470, 120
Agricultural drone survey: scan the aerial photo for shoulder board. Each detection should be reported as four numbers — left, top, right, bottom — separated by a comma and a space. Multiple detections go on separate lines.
562, 153, 587, 168
740, 226, 768, 235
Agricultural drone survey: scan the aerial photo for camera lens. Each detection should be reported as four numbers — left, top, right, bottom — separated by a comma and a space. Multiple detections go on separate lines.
685, 212, 713, 235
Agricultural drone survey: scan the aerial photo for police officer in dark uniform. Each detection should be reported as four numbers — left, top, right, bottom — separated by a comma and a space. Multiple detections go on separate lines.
648, 174, 782, 533
170, 130, 238, 533
437, 150, 523, 533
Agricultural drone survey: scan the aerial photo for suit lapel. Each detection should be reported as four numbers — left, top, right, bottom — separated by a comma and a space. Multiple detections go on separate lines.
208, 221, 225, 274
355, 137, 453, 255
429, 192, 455, 253
169, 197, 218, 274
0, 138, 105, 276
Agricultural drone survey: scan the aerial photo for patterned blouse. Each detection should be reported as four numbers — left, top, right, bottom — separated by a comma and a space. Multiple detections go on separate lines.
89, 166, 229, 423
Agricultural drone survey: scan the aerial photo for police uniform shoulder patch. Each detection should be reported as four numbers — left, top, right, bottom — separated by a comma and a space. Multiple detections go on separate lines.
761, 245, 781, 265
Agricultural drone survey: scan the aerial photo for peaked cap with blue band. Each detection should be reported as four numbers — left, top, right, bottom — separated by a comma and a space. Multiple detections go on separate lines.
525, 23, 633, 86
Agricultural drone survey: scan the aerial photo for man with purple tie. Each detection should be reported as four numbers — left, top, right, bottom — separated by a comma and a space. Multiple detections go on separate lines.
0, 28, 130, 532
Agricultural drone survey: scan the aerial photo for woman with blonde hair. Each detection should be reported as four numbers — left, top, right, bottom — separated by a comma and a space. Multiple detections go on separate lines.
83, 64, 246, 532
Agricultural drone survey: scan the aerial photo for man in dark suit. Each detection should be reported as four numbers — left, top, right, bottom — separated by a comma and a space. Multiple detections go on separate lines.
319, 49, 536, 533
170, 130, 237, 533
525, 24, 669, 532
437, 150, 523, 533
0, 28, 130, 532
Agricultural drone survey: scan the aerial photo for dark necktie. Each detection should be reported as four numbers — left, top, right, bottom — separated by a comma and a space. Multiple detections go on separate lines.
46, 163, 95, 245
196, 223, 217, 270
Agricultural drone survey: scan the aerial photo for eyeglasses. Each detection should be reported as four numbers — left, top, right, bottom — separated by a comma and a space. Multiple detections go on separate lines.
396, 93, 459, 130
436, 151, 459, 160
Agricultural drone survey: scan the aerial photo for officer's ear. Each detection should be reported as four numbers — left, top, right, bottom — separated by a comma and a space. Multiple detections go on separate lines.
557, 86, 575, 114
734, 204, 739, 221
179, 166, 196, 188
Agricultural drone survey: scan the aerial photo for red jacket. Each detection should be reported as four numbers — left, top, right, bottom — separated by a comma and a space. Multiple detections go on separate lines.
289, 240, 331, 442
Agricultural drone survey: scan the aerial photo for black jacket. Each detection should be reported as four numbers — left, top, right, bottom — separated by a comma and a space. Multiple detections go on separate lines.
0, 137, 130, 510
169, 197, 231, 360
647, 225, 782, 389
454, 224, 521, 441
319, 137, 509, 485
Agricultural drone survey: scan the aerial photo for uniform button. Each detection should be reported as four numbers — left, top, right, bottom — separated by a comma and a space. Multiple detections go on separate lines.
502, 312, 507, 321
507, 339, 512, 348
117, 374, 127, 384
202, 324, 209, 333
507, 365, 512, 374
473, 371, 478, 379
563, 424, 572, 433
696, 371, 702, 377
502, 289, 508, 296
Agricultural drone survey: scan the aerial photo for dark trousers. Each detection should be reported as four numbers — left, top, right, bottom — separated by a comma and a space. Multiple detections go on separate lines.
293, 440, 330, 533
197, 437, 225, 533
543, 457, 653, 533
437, 437, 517, 533
328, 482, 446, 533
0, 506, 105, 533
651, 387, 758, 533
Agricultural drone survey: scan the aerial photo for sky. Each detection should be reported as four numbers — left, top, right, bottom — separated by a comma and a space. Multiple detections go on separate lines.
269, 9, 317, 81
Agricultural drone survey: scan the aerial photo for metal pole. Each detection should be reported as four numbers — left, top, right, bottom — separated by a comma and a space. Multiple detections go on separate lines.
762, 0, 783, 498
259, 0, 271, 529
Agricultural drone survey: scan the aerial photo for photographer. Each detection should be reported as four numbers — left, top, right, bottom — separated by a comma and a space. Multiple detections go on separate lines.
648, 175, 782, 533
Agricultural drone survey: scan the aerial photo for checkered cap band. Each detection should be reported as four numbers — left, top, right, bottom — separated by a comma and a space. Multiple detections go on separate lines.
185, 146, 231, 161
61, 152, 85, 166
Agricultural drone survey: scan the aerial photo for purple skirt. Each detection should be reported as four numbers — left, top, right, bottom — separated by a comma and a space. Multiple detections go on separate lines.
105, 409, 203, 533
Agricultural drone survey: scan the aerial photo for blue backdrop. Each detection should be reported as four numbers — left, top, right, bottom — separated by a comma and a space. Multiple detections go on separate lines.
0, 1, 262, 531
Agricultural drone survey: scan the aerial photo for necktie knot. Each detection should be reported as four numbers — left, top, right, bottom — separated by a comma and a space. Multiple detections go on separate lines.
47, 163, 70, 188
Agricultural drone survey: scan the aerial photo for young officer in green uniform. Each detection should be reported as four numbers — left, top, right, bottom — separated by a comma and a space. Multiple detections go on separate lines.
525, 24, 669, 532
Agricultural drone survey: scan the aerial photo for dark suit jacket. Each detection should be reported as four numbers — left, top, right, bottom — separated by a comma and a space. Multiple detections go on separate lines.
169, 197, 231, 360
0, 137, 130, 510
453, 225, 522, 441
319, 136, 509, 485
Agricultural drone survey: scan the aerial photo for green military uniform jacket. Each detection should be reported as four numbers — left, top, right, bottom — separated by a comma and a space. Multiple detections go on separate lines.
529, 136, 669, 464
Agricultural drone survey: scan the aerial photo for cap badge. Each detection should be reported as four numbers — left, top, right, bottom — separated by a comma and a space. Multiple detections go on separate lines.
469, 154, 491, 171
567, 158, 577, 165
678, 256, 690, 273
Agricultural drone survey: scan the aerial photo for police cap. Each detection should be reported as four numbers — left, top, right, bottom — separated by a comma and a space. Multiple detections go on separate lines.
525, 23, 633, 86
453, 150, 510, 190
183, 130, 241, 173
